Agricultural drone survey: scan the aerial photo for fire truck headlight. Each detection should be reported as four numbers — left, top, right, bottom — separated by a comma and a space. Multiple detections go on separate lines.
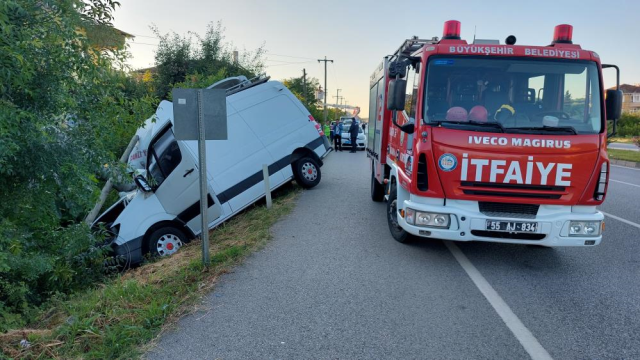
569, 221, 601, 237
412, 211, 450, 228
405, 208, 416, 225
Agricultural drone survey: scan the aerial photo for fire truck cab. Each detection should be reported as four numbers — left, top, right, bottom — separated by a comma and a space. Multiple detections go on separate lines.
367, 21, 623, 246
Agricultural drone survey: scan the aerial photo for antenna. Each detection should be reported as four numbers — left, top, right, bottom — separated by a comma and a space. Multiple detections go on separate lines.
473, 25, 477, 42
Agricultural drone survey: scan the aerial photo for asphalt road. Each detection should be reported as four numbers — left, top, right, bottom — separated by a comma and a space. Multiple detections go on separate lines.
608, 142, 639, 152
148, 151, 640, 360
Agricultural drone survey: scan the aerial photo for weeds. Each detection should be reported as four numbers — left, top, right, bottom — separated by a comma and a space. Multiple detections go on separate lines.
1, 184, 300, 359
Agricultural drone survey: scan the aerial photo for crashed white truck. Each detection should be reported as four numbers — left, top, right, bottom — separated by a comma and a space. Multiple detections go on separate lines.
93, 76, 331, 265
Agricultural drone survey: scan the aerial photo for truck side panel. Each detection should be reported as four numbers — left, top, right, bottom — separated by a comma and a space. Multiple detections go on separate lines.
368, 58, 389, 183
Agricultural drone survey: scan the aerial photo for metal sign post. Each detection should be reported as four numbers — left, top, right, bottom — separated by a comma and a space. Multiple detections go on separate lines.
197, 90, 209, 265
173, 88, 227, 266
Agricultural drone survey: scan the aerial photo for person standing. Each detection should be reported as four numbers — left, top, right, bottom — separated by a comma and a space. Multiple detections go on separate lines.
333, 120, 343, 152
329, 122, 335, 143
348, 119, 359, 153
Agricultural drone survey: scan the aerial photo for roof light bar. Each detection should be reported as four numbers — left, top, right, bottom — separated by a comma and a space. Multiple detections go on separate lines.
442, 20, 461, 40
552, 24, 573, 44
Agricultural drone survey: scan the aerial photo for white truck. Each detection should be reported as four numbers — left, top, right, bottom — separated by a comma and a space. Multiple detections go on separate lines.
93, 76, 331, 264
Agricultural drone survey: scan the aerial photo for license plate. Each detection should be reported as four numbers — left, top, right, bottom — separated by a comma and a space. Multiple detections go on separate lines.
485, 220, 538, 233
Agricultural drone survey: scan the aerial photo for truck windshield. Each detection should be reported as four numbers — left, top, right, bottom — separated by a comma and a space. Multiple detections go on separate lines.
423, 57, 602, 135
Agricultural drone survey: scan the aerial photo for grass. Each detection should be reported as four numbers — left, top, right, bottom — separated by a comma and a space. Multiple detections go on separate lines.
608, 149, 640, 162
609, 137, 636, 143
0, 184, 301, 359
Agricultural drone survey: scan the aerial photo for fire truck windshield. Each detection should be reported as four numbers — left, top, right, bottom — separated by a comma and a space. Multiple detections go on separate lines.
423, 56, 602, 135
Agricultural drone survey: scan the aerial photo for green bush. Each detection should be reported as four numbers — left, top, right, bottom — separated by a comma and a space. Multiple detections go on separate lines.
0, 0, 155, 329
617, 113, 640, 137
151, 22, 266, 100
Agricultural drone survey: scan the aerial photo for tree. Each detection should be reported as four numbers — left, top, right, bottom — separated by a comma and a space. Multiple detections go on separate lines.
150, 22, 266, 99
282, 76, 342, 125
0, 0, 155, 330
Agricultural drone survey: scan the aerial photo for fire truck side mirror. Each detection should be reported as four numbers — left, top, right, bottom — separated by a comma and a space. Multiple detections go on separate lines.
399, 122, 415, 134
387, 79, 407, 111
605, 89, 622, 121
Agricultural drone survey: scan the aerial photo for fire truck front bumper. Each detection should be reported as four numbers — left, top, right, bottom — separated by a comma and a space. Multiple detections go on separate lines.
397, 199, 605, 247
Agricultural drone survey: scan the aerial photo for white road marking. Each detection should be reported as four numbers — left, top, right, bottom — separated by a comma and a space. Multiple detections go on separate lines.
445, 241, 553, 360
610, 179, 640, 188
601, 211, 640, 230
611, 165, 640, 171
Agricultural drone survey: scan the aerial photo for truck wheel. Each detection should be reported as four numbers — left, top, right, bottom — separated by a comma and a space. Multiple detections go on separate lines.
293, 157, 321, 189
387, 182, 411, 243
371, 165, 384, 202
147, 227, 186, 257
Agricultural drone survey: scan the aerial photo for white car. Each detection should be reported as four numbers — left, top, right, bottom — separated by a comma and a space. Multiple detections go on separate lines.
93, 76, 331, 264
341, 124, 366, 150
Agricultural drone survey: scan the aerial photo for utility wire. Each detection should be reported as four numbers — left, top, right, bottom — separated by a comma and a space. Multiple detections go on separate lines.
130, 33, 160, 39
264, 60, 315, 68
128, 42, 159, 46
265, 52, 317, 60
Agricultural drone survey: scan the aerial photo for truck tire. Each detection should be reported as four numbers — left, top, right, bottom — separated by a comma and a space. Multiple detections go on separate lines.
387, 182, 411, 243
293, 157, 321, 189
147, 227, 186, 257
371, 165, 384, 202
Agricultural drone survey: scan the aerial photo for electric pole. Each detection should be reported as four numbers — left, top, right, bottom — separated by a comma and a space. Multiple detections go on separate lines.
333, 89, 341, 119
317, 56, 333, 124
302, 68, 307, 104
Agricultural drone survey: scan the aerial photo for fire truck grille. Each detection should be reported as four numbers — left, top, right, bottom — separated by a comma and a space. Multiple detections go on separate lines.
461, 182, 564, 200
417, 154, 428, 191
471, 230, 546, 241
478, 202, 540, 219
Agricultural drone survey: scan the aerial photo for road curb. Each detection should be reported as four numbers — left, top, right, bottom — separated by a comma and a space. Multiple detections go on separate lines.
610, 159, 640, 169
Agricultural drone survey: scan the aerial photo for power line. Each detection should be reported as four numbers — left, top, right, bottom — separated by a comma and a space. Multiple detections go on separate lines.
266, 52, 317, 60
264, 61, 315, 68
129, 42, 159, 46
130, 33, 160, 39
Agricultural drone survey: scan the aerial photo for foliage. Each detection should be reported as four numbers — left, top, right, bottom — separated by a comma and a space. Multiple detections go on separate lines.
0, 186, 300, 359
150, 21, 266, 99
0, 0, 156, 330
282, 76, 345, 125
617, 112, 640, 137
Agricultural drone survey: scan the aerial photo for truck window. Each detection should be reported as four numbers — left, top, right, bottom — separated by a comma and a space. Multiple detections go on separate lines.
423, 57, 602, 134
148, 128, 182, 187
404, 65, 419, 120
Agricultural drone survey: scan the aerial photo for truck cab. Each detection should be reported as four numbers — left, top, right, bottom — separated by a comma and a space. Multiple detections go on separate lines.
368, 21, 623, 246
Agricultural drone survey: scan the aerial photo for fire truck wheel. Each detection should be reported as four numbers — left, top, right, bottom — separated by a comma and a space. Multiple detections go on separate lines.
147, 227, 186, 257
371, 166, 385, 202
387, 182, 411, 243
293, 157, 321, 189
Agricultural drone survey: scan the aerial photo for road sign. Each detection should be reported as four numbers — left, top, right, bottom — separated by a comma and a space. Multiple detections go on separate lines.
172, 88, 228, 266
172, 89, 228, 141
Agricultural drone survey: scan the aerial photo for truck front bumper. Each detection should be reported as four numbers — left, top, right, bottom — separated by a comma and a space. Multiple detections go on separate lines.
397, 199, 604, 247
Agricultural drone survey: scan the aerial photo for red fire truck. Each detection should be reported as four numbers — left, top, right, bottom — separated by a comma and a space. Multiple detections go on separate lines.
367, 20, 623, 246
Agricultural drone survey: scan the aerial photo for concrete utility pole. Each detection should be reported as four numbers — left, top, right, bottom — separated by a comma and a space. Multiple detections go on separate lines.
333, 89, 341, 118
317, 56, 333, 124
302, 68, 307, 103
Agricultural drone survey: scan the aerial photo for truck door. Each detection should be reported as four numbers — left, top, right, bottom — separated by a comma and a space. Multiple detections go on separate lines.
147, 126, 222, 232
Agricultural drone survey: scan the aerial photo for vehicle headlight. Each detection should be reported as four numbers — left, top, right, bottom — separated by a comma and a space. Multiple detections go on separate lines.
405, 208, 416, 225
407, 208, 450, 228
569, 221, 601, 237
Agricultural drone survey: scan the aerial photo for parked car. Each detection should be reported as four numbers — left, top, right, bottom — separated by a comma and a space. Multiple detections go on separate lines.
93, 76, 331, 264
340, 119, 366, 150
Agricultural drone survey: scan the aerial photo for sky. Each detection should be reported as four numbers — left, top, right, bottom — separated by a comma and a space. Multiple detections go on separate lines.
113, 0, 639, 118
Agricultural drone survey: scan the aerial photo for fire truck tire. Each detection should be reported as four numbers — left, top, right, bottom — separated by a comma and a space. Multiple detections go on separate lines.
371, 166, 385, 202
147, 227, 186, 258
387, 182, 412, 243
293, 157, 321, 189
